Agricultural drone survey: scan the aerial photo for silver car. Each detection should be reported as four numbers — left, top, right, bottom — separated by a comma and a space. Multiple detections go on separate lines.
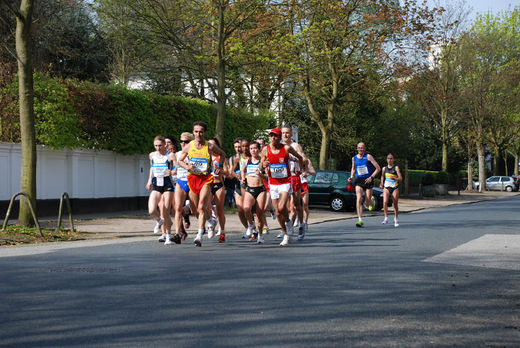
476, 176, 517, 191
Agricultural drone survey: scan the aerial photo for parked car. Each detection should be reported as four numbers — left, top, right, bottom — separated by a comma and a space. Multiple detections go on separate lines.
307, 170, 386, 212
473, 176, 518, 192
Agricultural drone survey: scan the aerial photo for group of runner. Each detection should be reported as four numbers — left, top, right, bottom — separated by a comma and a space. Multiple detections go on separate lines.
146, 122, 316, 247
146, 121, 402, 247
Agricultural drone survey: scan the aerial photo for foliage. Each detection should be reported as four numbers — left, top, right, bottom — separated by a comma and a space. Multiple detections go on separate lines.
421, 172, 436, 186
0, 73, 274, 155
0, 225, 82, 246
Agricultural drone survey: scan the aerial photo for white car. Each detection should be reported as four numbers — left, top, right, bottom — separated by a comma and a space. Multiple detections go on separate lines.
474, 176, 516, 192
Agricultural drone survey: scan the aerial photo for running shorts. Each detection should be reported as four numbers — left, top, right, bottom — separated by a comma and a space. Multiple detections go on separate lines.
176, 179, 190, 193
188, 174, 214, 195
291, 175, 302, 194
269, 183, 292, 200
354, 176, 374, 190
211, 182, 224, 195
301, 182, 309, 195
246, 185, 266, 200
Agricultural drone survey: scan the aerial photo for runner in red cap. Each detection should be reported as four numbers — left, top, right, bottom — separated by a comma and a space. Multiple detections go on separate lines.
260, 128, 303, 246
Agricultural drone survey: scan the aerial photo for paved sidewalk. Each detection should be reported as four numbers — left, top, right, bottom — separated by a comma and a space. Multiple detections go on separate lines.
62, 190, 518, 240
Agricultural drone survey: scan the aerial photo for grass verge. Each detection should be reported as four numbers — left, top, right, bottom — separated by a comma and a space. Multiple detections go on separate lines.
0, 225, 83, 246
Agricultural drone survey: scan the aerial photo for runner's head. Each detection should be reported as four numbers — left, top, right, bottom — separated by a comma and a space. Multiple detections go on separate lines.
269, 128, 282, 146
165, 136, 176, 152
180, 132, 193, 150
357, 142, 366, 155
234, 138, 243, 154
208, 137, 221, 154
281, 126, 292, 144
386, 153, 395, 165
256, 138, 265, 148
241, 138, 251, 157
153, 135, 166, 153
192, 121, 207, 141
249, 141, 260, 157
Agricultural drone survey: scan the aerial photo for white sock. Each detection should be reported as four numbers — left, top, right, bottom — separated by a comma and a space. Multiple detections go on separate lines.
383, 217, 388, 222
394, 218, 398, 222
197, 229, 204, 237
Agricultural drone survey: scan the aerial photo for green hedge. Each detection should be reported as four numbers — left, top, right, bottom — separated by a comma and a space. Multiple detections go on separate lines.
1, 73, 275, 155
408, 170, 452, 185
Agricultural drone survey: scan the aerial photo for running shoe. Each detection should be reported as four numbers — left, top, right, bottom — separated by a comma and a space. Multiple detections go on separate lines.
164, 234, 173, 245
249, 233, 258, 242
154, 219, 164, 234
245, 226, 253, 237
381, 218, 388, 225
276, 232, 284, 239
194, 234, 202, 247
355, 220, 364, 228
394, 220, 399, 228
184, 215, 190, 230
279, 234, 289, 246
297, 226, 305, 241
172, 233, 182, 244
263, 226, 269, 235
368, 203, 374, 211
218, 232, 226, 243
180, 229, 188, 242
285, 220, 294, 236
158, 233, 166, 242
257, 234, 264, 244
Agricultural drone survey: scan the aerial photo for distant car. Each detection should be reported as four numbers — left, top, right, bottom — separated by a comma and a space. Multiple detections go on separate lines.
307, 170, 386, 212
474, 176, 517, 192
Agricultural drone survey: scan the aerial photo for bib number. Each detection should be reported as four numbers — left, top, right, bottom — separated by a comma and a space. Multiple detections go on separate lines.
270, 163, 288, 179
190, 157, 208, 174
357, 165, 369, 176
247, 164, 259, 177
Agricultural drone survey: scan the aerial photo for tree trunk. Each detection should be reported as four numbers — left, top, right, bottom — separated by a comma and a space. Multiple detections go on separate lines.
467, 158, 473, 191
515, 153, 519, 176
477, 141, 485, 192
503, 151, 508, 176
441, 109, 448, 171
15, 0, 36, 226
492, 149, 499, 176
215, 3, 226, 144
318, 125, 330, 170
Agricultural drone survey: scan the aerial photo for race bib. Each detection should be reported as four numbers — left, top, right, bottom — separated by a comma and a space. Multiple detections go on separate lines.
357, 165, 369, 176
190, 157, 208, 174
156, 176, 164, 187
152, 162, 168, 178
247, 164, 260, 177
385, 178, 397, 188
270, 163, 288, 178
212, 162, 220, 177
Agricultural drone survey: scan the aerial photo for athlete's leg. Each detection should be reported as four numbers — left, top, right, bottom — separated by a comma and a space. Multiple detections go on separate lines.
214, 186, 226, 231
148, 191, 162, 221
174, 184, 187, 234
302, 191, 310, 223
234, 191, 248, 229
243, 191, 256, 228
197, 184, 213, 230
161, 191, 174, 235
255, 191, 266, 233
383, 188, 390, 219
355, 185, 364, 220
392, 188, 399, 219
365, 187, 373, 207
276, 191, 290, 232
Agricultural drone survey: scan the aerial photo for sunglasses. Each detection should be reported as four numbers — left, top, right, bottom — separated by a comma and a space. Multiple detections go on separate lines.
180, 140, 190, 144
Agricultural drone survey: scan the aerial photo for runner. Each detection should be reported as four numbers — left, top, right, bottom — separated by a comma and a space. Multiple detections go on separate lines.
281, 126, 308, 240
208, 137, 229, 242
153, 136, 176, 235
380, 153, 402, 227
229, 138, 249, 234
173, 132, 193, 242
232, 138, 254, 238
242, 141, 268, 244
348, 142, 381, 227
178, 122, 225, 247
145, 136, 176, 245
260, 128, 303, 247
300, 147, 316, 238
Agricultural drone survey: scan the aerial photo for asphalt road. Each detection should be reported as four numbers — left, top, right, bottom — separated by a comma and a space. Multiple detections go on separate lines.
1, 197, 520, 347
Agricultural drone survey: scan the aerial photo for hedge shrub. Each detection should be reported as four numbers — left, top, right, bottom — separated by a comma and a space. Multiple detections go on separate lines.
1, 73, 275, 155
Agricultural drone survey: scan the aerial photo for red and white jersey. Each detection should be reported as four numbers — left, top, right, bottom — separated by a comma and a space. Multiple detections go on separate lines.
288, 142, 300, 176
267, 144, 291, 185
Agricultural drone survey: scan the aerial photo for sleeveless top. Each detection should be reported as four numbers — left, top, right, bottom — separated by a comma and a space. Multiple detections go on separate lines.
288, 142, 300, 176
176, 151, 189, 180
245, 158, 261, 178
152, 151, 170, 178
188, 140, 211, 176
384, 165, 399, 188
354, 153, 372, 178
267, 145, 290, 185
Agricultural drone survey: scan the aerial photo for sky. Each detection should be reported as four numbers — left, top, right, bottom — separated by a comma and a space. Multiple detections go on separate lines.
427, 0, 519, 22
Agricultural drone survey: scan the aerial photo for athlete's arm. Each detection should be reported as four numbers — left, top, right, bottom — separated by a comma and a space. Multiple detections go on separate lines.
380, 167, 386, 189
169, 152, 177, 176
366, 154, 381, 183
259, 147, 268, 172
209, 142, 226, 175
395, 166, 403, 182
177, 146, 191, 170
287, 145, 303, 175
305, 158, 316, 176
348, 157, 355, 183
146, 152, 154, 190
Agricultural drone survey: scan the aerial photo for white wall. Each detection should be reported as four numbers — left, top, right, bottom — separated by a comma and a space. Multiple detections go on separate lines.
0, 142, 149, 201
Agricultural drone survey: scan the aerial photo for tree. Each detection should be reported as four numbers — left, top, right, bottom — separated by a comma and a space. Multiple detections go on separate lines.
269, 0, 436, 169
1, 0, 36, 225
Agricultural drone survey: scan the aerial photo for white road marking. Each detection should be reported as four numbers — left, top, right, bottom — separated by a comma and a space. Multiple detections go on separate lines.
423, 234, 520, 271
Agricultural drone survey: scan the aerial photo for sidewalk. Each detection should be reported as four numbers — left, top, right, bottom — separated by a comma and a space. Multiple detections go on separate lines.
64, 190, 519, 240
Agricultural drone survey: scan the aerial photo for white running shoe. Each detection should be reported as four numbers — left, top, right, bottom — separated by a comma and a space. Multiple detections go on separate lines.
280, 234, 290, 247
394, 220, 399, 228
257, 234, 264, 244
194, 234, 202, 247
164, 234, 173, 245
154, 219, 164, 234
381, 218, 388, 225
158, 233, 166, 242
208, 228, 215, 239
276, 232, 284, 238
245, 226, 253, 237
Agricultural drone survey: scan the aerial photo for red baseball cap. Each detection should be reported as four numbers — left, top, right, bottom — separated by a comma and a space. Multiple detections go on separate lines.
269, 128, 282, 137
